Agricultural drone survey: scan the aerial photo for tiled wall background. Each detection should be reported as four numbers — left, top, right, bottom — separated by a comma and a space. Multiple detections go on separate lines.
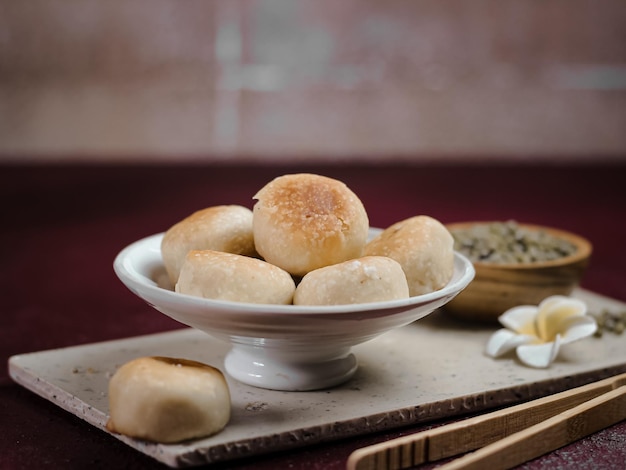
1, 0, 625, 163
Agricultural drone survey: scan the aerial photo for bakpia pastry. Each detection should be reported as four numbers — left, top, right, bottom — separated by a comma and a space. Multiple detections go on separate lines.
252, 173, 369, 276
364, 215, 454, 296
294, 256, 409, 305
176, 250, 296, 304
161, 205, 256, 285
106, 356, 231, 443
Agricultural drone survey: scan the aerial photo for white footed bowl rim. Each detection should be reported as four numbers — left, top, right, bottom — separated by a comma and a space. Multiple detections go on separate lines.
113, 231, 475, 316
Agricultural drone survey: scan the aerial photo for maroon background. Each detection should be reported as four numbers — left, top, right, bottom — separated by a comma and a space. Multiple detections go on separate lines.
2, 161, 625, 469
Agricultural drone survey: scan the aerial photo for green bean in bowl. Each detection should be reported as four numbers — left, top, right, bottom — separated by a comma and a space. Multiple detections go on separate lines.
445, 221, 592, 323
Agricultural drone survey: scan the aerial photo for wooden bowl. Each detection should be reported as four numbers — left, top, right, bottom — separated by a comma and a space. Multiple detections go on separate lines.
444, 222, 592, 323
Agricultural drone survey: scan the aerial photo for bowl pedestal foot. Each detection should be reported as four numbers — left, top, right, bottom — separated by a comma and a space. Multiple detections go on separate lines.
224, 345, 358, 391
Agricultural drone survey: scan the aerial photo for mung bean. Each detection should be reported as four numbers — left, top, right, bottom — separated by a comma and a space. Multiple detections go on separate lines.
592, 309, 626, 337
450, 221, 578, 264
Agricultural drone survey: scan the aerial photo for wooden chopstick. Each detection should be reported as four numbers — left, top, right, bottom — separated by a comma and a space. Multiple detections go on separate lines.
438, 385, 626, 470
346, 372, 626, 470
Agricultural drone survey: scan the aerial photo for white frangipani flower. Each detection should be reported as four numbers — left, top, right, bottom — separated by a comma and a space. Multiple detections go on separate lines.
485, 295, 597, 368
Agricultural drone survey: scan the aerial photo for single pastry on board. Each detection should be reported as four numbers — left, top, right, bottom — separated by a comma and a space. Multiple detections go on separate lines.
161, 205, 257, 285
176, 250, 296, 305
252, 173, 369, 277
106, 356, 231, 443
365, 215, 454, 296
294, 256, 410, 305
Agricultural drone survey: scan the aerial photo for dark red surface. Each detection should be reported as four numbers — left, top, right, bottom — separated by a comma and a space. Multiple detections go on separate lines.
2, 161, 626, 470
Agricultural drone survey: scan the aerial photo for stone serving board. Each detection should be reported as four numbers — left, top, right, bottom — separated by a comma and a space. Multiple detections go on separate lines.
9, 289, 626, 468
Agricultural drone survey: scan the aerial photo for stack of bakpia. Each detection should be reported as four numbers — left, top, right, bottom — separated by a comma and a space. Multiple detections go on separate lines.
161, 173, 455, 306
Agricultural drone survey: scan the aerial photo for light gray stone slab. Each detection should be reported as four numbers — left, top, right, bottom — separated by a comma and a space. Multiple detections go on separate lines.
9, 289, 626, 468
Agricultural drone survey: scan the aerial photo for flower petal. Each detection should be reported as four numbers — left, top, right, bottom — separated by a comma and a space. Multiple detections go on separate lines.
486, 329, 536, 357
499, 305, 539, 336
516, 335, 562, 368
535, 296, 587, 342
537, 295, 572, 311
560, 316, 597, 344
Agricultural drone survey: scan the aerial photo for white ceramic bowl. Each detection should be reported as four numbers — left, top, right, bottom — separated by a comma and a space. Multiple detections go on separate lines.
114, 231, 474, 391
